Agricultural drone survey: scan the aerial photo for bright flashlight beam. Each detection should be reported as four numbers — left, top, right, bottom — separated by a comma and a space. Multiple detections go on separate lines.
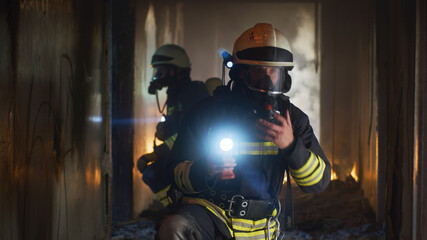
220, 138, 234, 152
226, 61, 233, 68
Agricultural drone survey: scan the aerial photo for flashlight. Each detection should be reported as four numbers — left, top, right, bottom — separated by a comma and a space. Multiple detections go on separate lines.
219, 138, 234, 152
219, 49, 234, 69
221, 51, 234, 69
217, 137, 235, 180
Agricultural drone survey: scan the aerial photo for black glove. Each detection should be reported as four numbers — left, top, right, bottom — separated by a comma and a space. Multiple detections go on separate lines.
137, 152, 158, 172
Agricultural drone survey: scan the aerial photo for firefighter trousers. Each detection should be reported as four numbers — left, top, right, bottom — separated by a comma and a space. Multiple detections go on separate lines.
156, 203, 229, 240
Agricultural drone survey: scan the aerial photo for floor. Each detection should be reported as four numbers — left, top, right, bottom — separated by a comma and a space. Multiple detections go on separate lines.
112, 178, 385, 240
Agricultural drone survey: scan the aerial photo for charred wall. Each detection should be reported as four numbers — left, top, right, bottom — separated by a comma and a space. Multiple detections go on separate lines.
0, 0, 110, 239
377, 0, 416, 238
320, 0, 377, 213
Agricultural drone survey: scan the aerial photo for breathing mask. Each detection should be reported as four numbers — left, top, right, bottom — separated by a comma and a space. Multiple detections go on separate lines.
148, 66, 174, 94
242, 65, 289, 122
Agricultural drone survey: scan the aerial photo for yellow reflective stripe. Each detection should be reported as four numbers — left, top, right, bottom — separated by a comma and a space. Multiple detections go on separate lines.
174, 161, 196, 193
239, 150, 278, 155
182, 197, 234, 236
167, 106, 175, 115
239, 142, 278, 156
234, 227, 276, 239
290, 150, 316, 175
294, 156, 326, 186
182, 197, 279, 239
240, 142, 276, 147
231, 209, 277, 231
164, 133, 178, 150
232, 219, 276, 231
159, 197, 172, 207
183, 161, 195, 193
154, 185, 171, 199
174, 163, 185, 190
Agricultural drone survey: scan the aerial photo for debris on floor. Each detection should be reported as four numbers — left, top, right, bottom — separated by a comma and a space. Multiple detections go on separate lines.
111, 219, 156, 240
112, 178, 385, 240
280, 177, 385, 239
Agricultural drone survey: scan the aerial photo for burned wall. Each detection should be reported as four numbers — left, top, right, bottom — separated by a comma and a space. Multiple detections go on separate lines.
0, 0, 110, 239
320, 0, 377, 213
377, 0, 416, 238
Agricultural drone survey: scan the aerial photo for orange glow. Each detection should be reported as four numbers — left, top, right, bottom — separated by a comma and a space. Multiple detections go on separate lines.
375, 132, 378, 182
85, 163, 101, 187
350, 162, 358, 182
94, 167, 101, 186
413, 136, 418, 185
282, 174, 288, 184
330, 168, 338, 181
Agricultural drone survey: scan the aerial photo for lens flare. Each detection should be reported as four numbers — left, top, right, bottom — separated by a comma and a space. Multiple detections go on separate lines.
220, 138, 234, 152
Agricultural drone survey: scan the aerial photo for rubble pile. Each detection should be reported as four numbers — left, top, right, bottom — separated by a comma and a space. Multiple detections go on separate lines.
112, 219, 156, 240
281, 178, 385, 239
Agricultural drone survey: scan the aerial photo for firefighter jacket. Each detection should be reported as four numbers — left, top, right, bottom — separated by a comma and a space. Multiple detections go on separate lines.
142, 79, 209, 207
169, 87, 331, 239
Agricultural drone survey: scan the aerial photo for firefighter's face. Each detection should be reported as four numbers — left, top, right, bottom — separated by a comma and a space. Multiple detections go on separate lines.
152, 65, 177, 87
153, 65, 174, 80
242, 66, 285, 93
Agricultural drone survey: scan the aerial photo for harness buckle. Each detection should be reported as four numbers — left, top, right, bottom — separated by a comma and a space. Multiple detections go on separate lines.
226, 195, 244, 218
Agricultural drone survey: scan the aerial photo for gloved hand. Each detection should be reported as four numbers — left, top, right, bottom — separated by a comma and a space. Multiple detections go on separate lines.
207, 152, 236, 180
137, 152, 158, 173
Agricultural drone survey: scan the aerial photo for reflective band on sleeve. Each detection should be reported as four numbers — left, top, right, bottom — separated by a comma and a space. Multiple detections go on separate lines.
290, 151, 317, 178
155, 185, 172, 207
238, 142, 279, 156
164, 133, 178, 150
159, 197, 172, 207
174, 161, 197, 193
292, 155, 326, 186
154, 185, 171, 200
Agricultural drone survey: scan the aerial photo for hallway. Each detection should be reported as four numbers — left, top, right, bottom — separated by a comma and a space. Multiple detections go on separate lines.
1, 0, 425, 239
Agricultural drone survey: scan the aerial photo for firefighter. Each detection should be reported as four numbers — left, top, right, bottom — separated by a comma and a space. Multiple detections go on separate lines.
137, 44, 209, 208
205, 77, 222, 96
157, 23, 331, 240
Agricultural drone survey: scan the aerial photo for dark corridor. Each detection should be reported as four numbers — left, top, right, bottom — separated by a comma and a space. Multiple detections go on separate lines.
1, 0, 426, 239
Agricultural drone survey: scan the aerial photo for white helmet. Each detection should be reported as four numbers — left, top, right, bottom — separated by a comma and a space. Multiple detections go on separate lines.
232, 23, 294, 69
151, 44, 191, 68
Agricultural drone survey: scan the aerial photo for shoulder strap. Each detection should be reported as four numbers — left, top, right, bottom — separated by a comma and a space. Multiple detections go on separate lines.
284, 166, 294, 232
279, 94, 294, 232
